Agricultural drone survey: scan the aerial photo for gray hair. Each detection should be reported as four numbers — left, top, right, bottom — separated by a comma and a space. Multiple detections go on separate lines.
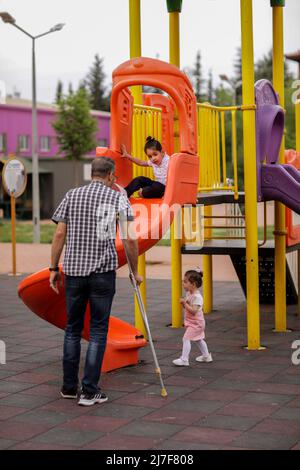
91, 157, 115, 178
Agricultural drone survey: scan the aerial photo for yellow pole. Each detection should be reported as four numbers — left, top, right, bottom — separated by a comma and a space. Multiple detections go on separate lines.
272, 4, 287, 332
296, 102, 300, 153
129, 0, 147, 337
169, 9, 180, 154
240, 0, 261, 349
296, 102, 300, 316
168, 7, 183, 328
129, 0, 142, 101
202, 101, 213, 311
169, 12, 180, 72
11, 195, 17, 276
203, 205, 213, 314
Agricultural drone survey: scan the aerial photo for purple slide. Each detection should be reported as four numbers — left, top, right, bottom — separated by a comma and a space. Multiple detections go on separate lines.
255, 80, 300, 215
262, 164, 300, 214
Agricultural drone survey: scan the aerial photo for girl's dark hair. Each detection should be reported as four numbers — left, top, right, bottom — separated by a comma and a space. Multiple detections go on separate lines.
144, 136, 162, 154
185, 270, 203, 288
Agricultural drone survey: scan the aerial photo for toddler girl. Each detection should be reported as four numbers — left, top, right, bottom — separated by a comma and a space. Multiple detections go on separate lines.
173, 269, 213, 366
121, 136, 169, 198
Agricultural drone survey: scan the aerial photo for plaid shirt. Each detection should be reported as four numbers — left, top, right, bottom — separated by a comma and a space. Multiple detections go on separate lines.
52, 181, 134, 276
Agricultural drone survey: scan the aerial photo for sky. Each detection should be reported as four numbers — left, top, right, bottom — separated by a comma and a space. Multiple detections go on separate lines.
0, 0, 299, 103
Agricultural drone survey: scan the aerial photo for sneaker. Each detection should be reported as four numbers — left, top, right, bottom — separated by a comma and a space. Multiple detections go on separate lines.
172, 358, 189, 367
78, 391, 108, 406
195, 353, 213, 363
60, 387, 78, 399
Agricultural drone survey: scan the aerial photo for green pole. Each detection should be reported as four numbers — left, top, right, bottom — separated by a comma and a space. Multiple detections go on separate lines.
270, 1, 285, 6
166, 0, 182, 13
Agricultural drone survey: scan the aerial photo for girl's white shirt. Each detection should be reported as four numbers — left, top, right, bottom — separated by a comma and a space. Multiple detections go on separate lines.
147, 154, 170, 185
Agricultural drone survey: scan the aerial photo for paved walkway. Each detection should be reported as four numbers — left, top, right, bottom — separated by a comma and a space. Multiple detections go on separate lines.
0, 273, 299, 450
0, 244, 238, 281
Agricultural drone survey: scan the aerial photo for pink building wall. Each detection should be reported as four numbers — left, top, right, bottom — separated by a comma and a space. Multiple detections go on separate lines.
0, 103, 111, 158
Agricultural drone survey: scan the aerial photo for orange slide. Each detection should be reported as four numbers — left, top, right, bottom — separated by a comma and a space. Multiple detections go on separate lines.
18, 58, 199, 372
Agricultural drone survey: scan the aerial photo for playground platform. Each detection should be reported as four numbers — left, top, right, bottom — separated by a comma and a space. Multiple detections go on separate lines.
0, 274, 300, 450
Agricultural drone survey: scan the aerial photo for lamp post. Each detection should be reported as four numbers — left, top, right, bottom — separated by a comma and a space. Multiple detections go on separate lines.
219, 74, 242, 105
0, 12, 65, 243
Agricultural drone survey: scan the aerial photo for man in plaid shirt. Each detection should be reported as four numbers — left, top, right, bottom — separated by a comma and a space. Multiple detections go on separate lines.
49, 157, 141, 406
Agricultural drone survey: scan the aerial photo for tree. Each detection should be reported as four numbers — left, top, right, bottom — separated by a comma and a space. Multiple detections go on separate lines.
68, 82, 74, 96
207, 69, 214, 103
213, 84, 232, 107
86, 54, 110, 111
255, 49, 294, 86
232, 47, 242, 104
55, 80, 63, 104
233, 47, 242, 83
78, 79, 88, 93
52, 88, 98, 187
143, 85, 164, 95
255, 50, 273, 83
192, 50, 205, 102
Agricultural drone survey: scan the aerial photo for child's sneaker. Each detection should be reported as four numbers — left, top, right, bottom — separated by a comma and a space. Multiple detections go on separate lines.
172, 358, 189, 366
195, 353, 213, 363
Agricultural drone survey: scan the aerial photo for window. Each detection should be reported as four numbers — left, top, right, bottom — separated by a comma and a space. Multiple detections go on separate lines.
18, 135, 29, 151
40, 136, 51, 152
0, 134, 6, 152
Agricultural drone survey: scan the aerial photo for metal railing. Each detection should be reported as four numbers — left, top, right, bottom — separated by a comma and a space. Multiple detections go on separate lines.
197, 103, 255, 198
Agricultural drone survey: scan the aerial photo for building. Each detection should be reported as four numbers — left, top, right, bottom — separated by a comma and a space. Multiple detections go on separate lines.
0, 97, 110, 219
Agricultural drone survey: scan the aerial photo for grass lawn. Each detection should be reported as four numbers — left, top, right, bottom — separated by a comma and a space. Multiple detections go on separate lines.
0, 220, 56, 243
0, 220, 275, 245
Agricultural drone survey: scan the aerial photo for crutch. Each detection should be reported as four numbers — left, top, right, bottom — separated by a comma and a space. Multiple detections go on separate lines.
122, 240, 168, 398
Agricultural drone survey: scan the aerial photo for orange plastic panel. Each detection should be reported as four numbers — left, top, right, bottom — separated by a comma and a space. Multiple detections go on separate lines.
285, 149, 300, 246
111, 57, 197, 156
18, 270, 147, 373
142, 93, 175, 156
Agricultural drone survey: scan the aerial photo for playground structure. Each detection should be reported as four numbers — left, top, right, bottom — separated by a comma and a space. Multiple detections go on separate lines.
18, 0, 300, 372
18, 57, 200, 372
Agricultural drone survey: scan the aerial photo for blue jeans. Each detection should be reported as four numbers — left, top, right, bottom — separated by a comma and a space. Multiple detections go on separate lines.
63, 270, 116, 395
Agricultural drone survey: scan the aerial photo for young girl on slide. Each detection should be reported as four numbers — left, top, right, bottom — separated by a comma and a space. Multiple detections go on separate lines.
121, 136, 169, 198
173, 268, 213, 367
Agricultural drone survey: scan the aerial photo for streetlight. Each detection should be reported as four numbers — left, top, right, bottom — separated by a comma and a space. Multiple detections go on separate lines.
219, 74, 242, 106
0, 12, 65, 243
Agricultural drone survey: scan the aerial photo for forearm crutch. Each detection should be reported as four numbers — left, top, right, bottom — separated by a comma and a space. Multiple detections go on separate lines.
122, 240, 168, 398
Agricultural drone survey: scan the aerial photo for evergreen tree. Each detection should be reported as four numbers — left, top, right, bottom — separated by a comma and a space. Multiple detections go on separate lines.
55, 80, 63, 104
255, 50, 273, 83
78, 79, 88, 93
143, 86, 164, 95
52, 88, 98, 187
255, 49, 294, 86
68, 82, 74, 95
207, 69, 214, 103
214, 84, 232, 107
192, 50, 205, 102
232, 47, 242, 104
86, 54, 109, 111
233, 47, 242, 83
